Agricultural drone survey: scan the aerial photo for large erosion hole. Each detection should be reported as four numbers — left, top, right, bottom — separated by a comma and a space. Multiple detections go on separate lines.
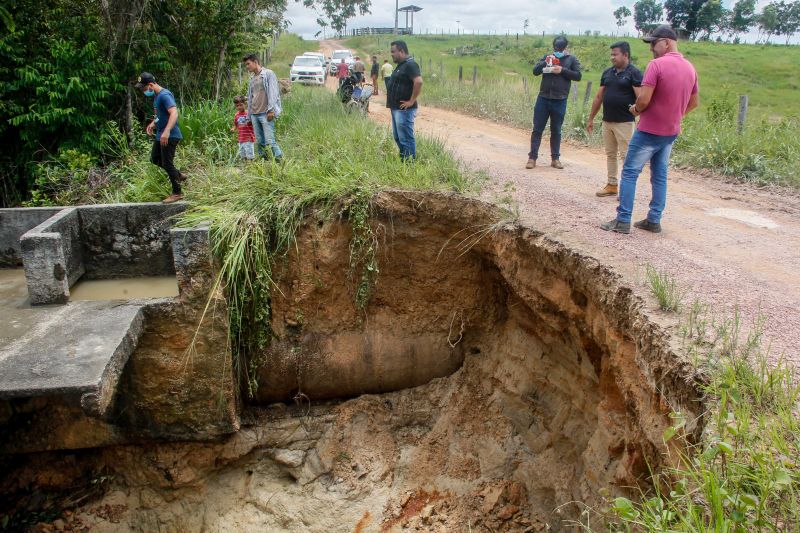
0, 192, 703, 532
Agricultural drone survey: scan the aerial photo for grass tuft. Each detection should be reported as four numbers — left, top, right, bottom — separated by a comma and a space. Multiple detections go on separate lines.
646, 264, 684, 312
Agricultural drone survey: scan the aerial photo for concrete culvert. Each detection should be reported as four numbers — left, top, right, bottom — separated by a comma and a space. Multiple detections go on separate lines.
0, 192, 704, 532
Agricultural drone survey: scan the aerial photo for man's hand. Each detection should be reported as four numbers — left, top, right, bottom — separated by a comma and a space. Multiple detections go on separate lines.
628, 103, 640, 117
399, 99, 415, 109
146, 121, 155, 136
160, 129, 170, 146
586, 120, 594, 134
551, 65, 563, 74
267, 111, 275, 121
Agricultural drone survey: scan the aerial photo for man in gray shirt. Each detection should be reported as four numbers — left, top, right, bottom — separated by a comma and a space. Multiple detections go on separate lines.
243, 54, 283, 162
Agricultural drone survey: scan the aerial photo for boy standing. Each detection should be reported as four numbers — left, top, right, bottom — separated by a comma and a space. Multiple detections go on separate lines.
231, 96, 255, 160
135, 72, 185, 204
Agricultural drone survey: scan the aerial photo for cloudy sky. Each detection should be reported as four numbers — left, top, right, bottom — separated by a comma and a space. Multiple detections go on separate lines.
282, 0, 779, 43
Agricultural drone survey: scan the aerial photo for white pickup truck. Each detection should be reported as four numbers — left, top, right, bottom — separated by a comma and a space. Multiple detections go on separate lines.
289, 55, 326, 85
329, 49, 354, 75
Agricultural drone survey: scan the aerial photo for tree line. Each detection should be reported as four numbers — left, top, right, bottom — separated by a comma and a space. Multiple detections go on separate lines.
612, 0, 800, 44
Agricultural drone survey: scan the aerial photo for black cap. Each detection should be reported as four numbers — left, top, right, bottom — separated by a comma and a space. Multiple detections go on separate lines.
642, 25, 678, 42
134, 72, 156, 89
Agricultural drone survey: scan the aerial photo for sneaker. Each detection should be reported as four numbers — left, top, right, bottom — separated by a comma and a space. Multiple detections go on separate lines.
596, 184, 618, 197
633, 219, 662, 233
551, 159, 564, 169
525, 159, 536, 169
161, 194, 184, 204
599, 218, 631, 234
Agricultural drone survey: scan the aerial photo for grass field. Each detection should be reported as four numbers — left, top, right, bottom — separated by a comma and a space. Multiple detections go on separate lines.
344, 34, 800, 187
346, 34, 800, 118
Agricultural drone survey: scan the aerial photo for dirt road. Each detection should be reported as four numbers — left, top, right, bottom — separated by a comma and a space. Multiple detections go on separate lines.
318, 41, 800, 363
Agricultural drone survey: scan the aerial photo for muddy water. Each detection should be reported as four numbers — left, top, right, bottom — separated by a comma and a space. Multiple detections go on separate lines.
69, 276, 178, 301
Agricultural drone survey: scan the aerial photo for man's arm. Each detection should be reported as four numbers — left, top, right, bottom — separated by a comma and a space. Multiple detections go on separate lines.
558, 56, 582, 81
265, 70, 281, 119
587, 86, 605, 133
630, 85, 654, 116
532, 57, 546, 76
684, 92, 700, 115
400, 76, 423, 109
160, 106, 179, 146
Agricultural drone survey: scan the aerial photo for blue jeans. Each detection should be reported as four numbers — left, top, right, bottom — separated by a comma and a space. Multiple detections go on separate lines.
529, 96, 567, 160
251, 113, 283, 159
616, 130, 678, 224
391, 107, 417, 160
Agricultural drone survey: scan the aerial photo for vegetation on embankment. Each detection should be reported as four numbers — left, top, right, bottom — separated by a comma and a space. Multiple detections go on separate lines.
347, 34, 800, 188
606, 270, 800, 532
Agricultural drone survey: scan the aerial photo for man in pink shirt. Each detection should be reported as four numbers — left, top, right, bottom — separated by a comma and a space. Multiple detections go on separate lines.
601, 25, 699, 234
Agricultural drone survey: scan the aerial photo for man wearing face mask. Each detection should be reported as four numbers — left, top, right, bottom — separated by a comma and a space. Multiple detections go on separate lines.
135, 72, 185, 204
527, 36, 582, 170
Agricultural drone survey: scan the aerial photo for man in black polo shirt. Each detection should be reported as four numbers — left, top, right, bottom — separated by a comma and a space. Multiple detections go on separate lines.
386, 40, 422, 160
587, 41, 643, 197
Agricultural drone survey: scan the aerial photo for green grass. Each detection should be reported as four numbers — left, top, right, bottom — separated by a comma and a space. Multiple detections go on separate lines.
646, 265, 684, 312
346, 34, 800, 187
608, 305, 800, 532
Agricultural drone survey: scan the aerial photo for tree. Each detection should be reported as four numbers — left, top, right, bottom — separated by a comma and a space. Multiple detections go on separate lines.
302, 0, 371, 34
695, 0, 728, 39
664, 0, 708, 38
759, 2, 780, 43
727, 0, 756, 39
614, 6, 632, 28
774, 1, 800, 44
634, 0, 664, 34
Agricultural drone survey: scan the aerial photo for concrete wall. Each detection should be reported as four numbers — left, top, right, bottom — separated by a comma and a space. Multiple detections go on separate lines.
0, 207, 63, 267
21, 208, 85, 304
79, 203, 185, 279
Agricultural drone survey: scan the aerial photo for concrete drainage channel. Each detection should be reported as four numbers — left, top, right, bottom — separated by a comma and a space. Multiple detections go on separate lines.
0, 192, 704, 532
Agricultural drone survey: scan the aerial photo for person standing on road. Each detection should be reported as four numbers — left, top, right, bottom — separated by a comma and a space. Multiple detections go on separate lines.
587, 41, 643, 197
527, 36, 582, 170
353, 56, 366, 83
380, 59, 394, 92
135, 72, 185, 204
387, 40, 422, 160
370, 55, 380, 94
243, 54, 283, 163
600, 25, 699, 234
336, 58, 350, 87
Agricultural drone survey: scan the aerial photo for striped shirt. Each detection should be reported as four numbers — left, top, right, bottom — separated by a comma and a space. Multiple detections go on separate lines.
234, 112, 255, 142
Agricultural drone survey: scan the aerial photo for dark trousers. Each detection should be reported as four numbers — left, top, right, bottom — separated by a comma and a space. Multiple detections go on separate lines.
529, 96, 568, 160
150, 139, 182, 194
384, 77, 391, 91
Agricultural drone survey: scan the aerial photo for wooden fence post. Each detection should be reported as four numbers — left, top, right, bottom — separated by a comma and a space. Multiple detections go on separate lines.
523, 76, 528, 94
571, 84, 578, 104
472, 65, 477, 86
458, 65, 463, 82
238, 63, 242, 84
583, 81, 593, 107
439, 61, 443, 78
428, 58, 432, 73
737, 95, 748, 134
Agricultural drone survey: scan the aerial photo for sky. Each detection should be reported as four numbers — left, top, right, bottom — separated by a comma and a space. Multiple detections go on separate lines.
282, 0, 783, 43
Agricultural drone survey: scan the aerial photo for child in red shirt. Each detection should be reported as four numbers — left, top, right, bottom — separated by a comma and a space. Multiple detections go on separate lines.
231, 95, 255, 159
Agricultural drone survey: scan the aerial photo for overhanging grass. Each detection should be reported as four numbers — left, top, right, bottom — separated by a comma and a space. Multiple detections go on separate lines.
166, 86, 478, 396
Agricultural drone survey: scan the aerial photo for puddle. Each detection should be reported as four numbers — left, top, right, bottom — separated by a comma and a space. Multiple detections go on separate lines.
706, 207, 779, 229
69, 276, 178, 301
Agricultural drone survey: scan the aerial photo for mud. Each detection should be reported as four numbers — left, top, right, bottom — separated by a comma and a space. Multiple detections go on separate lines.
0, 192, 703, 532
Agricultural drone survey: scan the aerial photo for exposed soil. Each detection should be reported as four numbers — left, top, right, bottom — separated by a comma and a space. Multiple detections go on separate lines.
1, 193, 701, 532
318, 39, 800, 364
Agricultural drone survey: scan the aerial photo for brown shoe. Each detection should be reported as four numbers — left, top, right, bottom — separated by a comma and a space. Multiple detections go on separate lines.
596, 184, 618, 197
525, 158, 536, 169
550, 159, 564, 169
161, 194, 184, 204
